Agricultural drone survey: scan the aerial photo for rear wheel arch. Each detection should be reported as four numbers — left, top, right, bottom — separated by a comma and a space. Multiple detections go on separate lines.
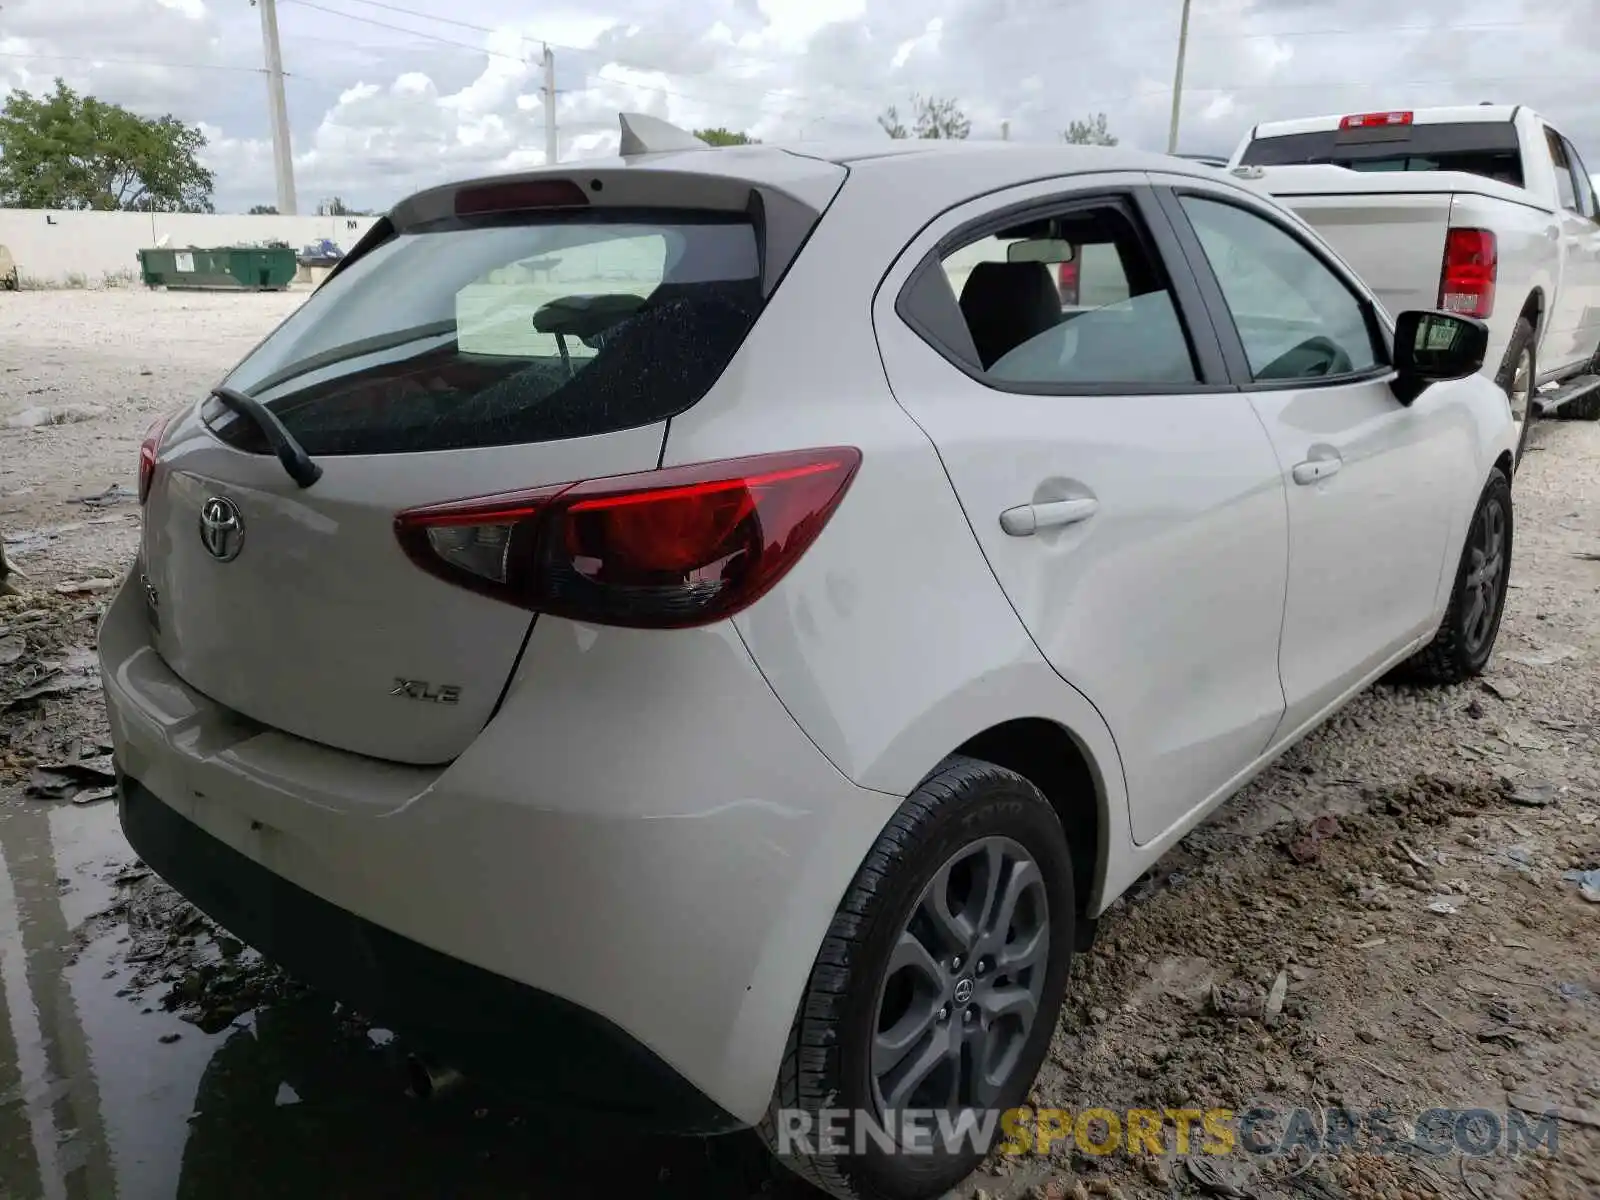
948, 717, 1107, 936
1518, 289, 1544, 333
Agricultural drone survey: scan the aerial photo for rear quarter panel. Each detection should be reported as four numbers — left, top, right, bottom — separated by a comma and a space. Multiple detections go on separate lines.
1445, 191, 1561, 376
659, 161, 1132, 908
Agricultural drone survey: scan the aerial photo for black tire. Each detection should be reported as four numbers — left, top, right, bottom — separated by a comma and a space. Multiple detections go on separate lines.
1496, 317, 1537, 467
1399, 467, 1513, 685
759, 755, 1075, 1200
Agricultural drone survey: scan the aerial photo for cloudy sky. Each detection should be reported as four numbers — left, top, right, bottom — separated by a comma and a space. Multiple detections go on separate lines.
1, 0, 1597, 213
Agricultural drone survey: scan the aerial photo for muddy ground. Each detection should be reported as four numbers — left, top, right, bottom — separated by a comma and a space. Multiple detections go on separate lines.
1, 289, 1598, 1200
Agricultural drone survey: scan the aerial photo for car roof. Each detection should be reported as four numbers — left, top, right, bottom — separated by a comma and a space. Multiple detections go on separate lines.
390, 115, 1268, 242
428, 139, 1242, 211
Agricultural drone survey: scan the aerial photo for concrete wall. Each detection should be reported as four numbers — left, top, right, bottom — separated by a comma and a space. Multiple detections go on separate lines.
0, 210, 382, 285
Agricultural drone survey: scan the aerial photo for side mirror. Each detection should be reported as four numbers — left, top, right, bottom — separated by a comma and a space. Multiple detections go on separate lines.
1391, 310, 1488, 405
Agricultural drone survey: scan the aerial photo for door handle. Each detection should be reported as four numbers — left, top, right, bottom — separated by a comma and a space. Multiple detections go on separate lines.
1291, 458, 1342, 485
1000, 497, 1099, 536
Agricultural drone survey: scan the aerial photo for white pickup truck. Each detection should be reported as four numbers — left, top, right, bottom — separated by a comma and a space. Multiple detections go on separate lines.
1227, 105, 1600, 461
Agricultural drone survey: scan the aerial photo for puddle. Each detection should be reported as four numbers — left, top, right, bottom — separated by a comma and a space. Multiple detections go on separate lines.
0, 797, 805, 1199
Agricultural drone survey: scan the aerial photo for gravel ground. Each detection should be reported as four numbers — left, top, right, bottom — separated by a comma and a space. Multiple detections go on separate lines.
1, 288, 306, 586
1, 290, 1598, 1200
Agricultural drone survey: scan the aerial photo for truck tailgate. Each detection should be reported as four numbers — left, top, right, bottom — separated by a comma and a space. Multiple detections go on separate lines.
1269, 191, 1451, 321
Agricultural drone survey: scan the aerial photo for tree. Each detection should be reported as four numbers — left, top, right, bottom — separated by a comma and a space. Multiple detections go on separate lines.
693, 128, 759, 146
1063, 112, 1118, 146
878, 94, 971, 140
0, 78, 214, 212
248, 204, 279, 215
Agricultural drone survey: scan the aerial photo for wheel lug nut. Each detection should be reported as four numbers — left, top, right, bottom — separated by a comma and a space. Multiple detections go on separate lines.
951, 956, 962, 972
938, 1005, 950, 1022
963, 1008, 975, 1024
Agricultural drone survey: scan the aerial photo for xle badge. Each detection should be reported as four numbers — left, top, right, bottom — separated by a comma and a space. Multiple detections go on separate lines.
390, 679, 462, 705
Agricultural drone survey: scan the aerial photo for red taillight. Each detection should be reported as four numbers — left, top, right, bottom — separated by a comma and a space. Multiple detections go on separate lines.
1339, 111, 1412, 129
453, 179, 589, 216
138, 414, 170, 505
1439, 227, 1497, 319
1057, 261, 1079, 306
394, 448, 863, 629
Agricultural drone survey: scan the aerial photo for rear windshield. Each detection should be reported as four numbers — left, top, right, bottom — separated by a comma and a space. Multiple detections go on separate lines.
205, 209, 763, 455
1239, 121, 1525, 189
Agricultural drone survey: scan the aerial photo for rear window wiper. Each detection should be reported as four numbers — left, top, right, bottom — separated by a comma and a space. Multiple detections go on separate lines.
209, 386, 323, 489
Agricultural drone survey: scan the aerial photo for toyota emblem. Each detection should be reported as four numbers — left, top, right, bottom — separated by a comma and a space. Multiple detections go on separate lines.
198, 496, 244, 562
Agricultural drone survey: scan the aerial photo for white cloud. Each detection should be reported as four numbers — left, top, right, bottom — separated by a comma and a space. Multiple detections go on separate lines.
1, 0, 1597, 213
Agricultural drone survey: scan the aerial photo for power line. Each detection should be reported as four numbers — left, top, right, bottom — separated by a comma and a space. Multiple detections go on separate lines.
1187, 18, 1566, 42
2, 41, 1589, 117
320, 0, 505, 38
278, 0, 825, 114
328, 0, 784, 75
279, 0, 533, 64
0, 49, 268, 75
1172, 72, 1599, 96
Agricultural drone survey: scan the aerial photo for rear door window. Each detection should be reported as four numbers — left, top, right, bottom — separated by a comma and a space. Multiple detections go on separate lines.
1545, 128, 1580, 212
1559, 136, 1596, 219
206, 212, 763, 456
920, 199, 1200, 387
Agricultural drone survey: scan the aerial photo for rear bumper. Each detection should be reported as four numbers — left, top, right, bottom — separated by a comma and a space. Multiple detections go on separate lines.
118, 773, 738, 1132
99, 566, 900, 1126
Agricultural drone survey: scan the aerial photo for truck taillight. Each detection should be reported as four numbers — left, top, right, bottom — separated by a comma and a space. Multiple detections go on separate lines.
394, 448, 862, 629
1438, 228, 1497, 319
1339, 111, 1413, 129
138, 415, 171, 505
1057, 261, 1079, 306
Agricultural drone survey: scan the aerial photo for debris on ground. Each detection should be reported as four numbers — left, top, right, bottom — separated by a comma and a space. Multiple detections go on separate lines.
68, 483, 137, 508
1481, 677, 1522, 701
52, 577, 117, 595
1, 592, 113, 777
3, 403, 106, 428
27, 750, 116, 800
1562, 868, 1600, 903
1285, 813, 1339, 863
78, 866, 310, 1036
1507, 779, 1560, 807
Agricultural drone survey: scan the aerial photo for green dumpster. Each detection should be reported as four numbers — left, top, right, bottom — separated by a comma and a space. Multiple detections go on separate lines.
137, 246, 297, 291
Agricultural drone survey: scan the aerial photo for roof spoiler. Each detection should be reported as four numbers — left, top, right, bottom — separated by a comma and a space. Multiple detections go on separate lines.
618, 113, 711, 157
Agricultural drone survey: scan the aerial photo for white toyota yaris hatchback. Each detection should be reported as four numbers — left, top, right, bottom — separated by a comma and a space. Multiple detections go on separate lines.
104, 116, 1517, 1200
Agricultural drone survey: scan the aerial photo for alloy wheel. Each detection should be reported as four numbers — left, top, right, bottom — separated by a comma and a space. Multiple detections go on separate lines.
870, 836, 1050, 1120
1462, 495, 1507, 655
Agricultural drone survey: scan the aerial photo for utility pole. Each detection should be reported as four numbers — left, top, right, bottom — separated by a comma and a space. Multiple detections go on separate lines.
541, 44, 558, 165
1166, 0, 1193, 155
255, 0, 298, 213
